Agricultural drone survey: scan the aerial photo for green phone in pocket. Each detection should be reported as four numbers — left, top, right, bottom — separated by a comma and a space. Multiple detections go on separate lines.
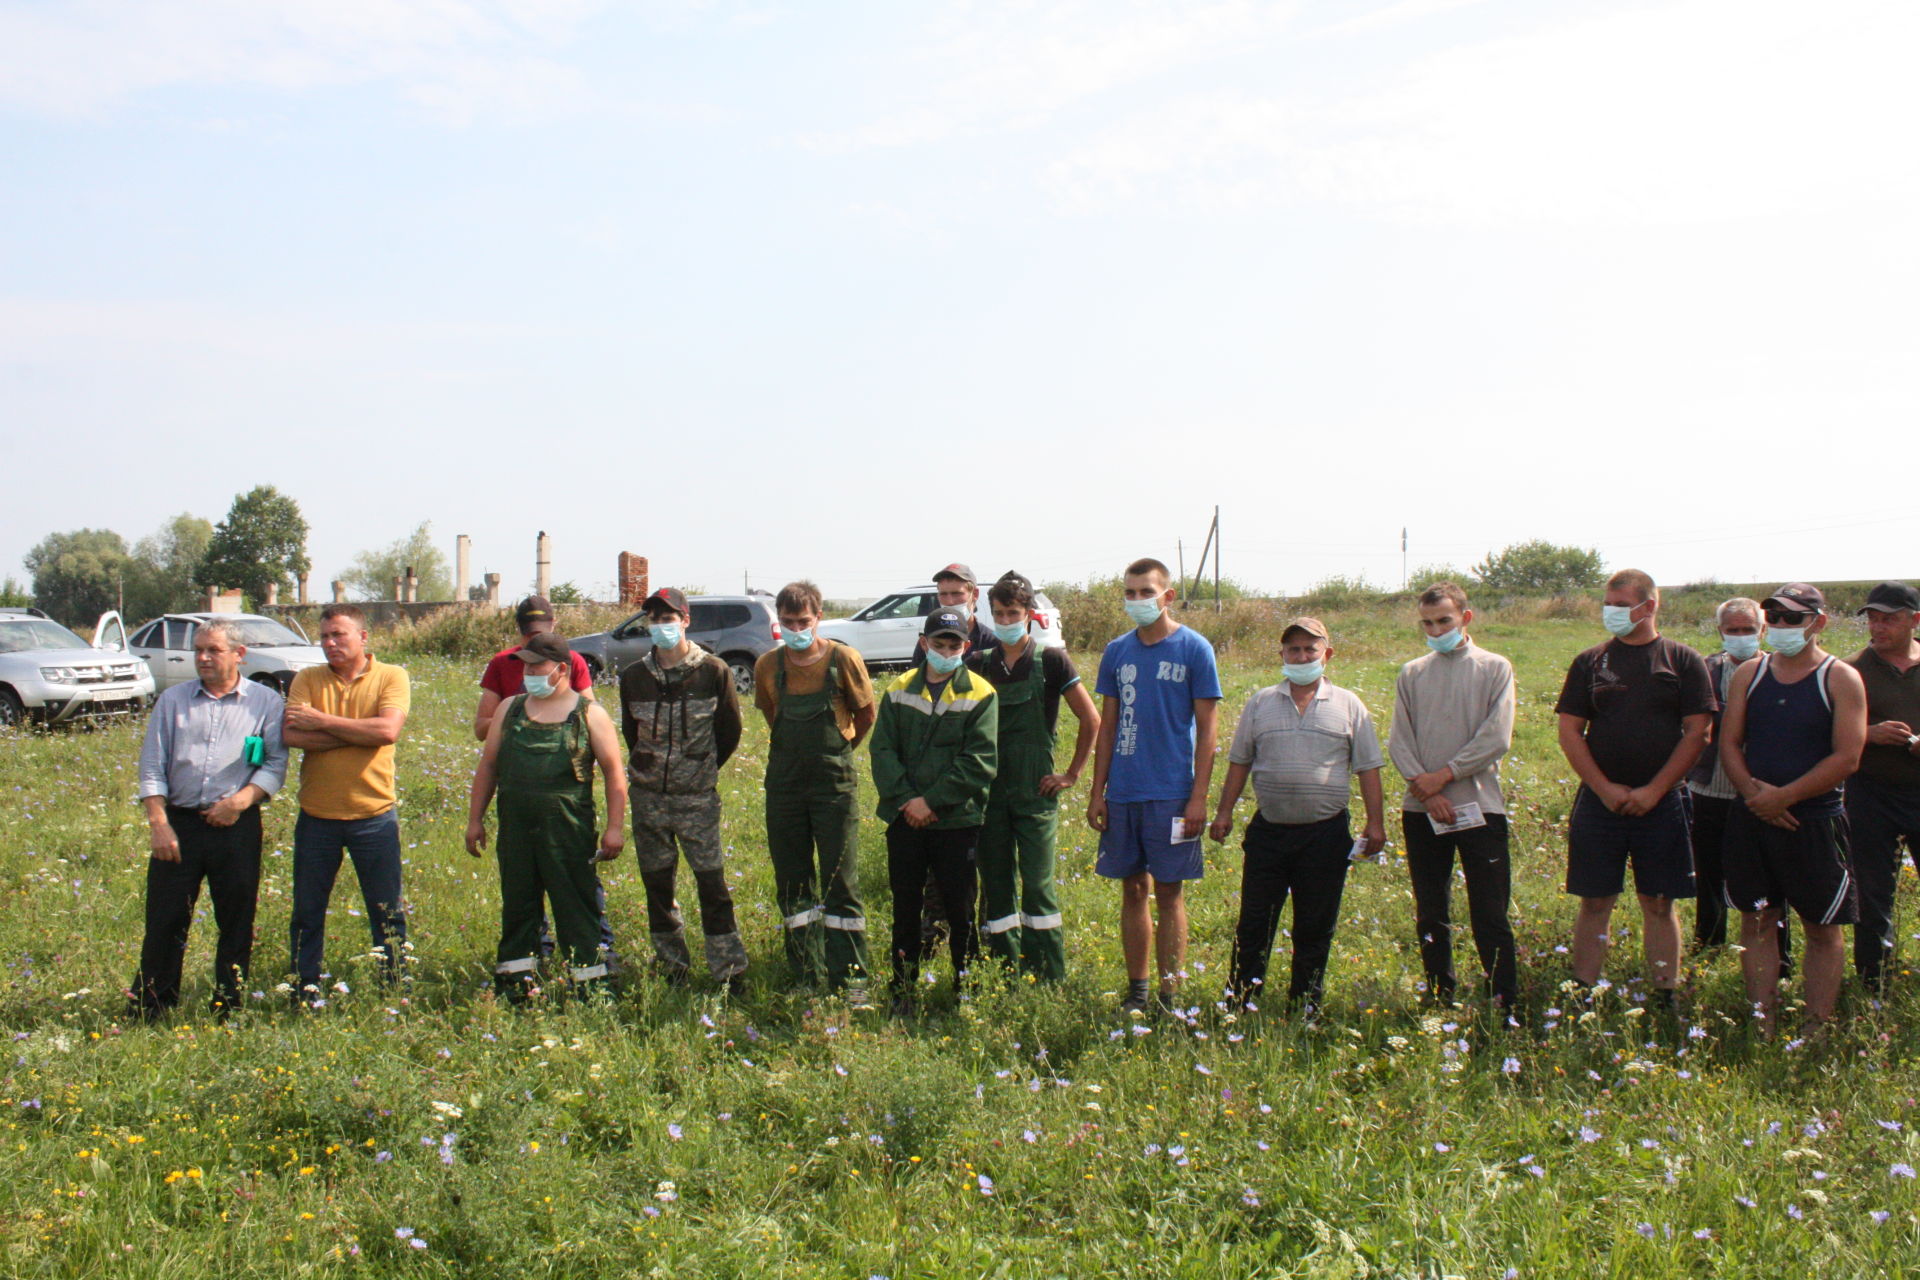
243, 735, 266, 767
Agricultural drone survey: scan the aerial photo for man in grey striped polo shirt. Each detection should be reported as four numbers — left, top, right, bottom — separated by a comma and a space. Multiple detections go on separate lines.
1209, 616, 1386, 1013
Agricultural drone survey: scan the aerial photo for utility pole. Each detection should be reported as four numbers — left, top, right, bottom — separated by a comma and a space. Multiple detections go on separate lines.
1401, 528, 1408, 591
1213, 505, 1221, 612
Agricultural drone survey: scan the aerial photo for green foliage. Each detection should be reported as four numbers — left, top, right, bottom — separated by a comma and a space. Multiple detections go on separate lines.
22, 527, 131, 625
197, 485, 311, 607
126, 512, 214, 620
339, 521, 455, 603
0, 574, 34, 607
1293, 573, 1384, 611
546, 580, 587, 604
1406, 563, 1470, 593
1472, 539, 1605, 595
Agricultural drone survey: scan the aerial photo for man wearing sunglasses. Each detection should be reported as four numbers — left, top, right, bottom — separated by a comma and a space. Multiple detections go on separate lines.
1844, 581, 1920, 993
1717, 584, 1867, 1033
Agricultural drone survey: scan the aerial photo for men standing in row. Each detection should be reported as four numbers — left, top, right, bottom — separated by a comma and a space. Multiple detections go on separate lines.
1211, 617, 1384, 1013
1846, 581, 1920, 992
755, 581, 877, 993
284, 604, 412, 1003
1388, 583, 1519, 1011
1089, 558, 1221, 1014
1555, 570, 1713, 1005
1718, 584, 1867, 1032
620, 587, 747, 990
129, 619, 288, 1019
872, 609, 999, 1014
967, 571, 1099, 982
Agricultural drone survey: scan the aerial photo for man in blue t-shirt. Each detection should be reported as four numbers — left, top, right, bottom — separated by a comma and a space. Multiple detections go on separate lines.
1088, 557, 1223, 1014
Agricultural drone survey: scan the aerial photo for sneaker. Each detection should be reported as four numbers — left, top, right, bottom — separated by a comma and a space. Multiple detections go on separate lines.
1119, 992, 1150, 1016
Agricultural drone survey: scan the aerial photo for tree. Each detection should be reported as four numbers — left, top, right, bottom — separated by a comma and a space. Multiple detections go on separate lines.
339, 522, 454, 602
22, 529, 133, 625
126, 512, 214, 619
197, 486, 310, 607
1471, 540, 1605, 595
0, 577, 29, 608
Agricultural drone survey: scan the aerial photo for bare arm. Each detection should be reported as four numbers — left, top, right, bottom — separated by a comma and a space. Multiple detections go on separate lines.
1628, 713, 1710, 813
1357, 766, 1386, 854
848, 700, 877, 749
473, 689, 503, 743
1184, 698, 1222, 838
142, 794, 180, 862
287, 705, 406, 747
1086, 695, 1121, 832
1208, 761, 1253, 842
283, 726, 348, 751
1041, 682, 1100, 797
586, 702, 628, 860
464, 710, 508, 856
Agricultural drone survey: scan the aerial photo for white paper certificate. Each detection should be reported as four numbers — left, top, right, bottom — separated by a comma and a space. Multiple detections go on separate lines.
1428, 802, 1487, 835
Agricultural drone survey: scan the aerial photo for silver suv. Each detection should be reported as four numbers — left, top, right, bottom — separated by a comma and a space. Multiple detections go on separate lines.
569, 594, 781, 695
0, 609, 155, 728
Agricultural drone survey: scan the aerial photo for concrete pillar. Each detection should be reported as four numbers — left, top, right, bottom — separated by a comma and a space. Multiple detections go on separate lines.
455, 534, 471, 602
297, 573, 309, 605
618, 552, 650, 606
264, 582, 279, 606
331, 580, 346, 603
393, 575, 404, 602
536, 531, 552, 600
202, 587, 219, 611
485, 572, 502, 607
404, 567, 418, 604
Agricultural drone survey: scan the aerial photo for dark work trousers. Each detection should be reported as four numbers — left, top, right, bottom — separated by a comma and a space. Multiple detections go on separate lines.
130, 805, 263, 1014
1689, 791, 1795, 977
887, 820, 980, 994
1403, 811, 1518, 1007
1227, 812, 1353, 1010
289, 809, 407, 992
1847, 773, 1920, 989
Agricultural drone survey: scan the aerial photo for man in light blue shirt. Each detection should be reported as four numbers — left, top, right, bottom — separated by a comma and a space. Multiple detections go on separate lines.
130, 618, 287, 1019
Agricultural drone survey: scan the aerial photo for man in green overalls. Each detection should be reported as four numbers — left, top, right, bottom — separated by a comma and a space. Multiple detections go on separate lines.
966, 572, 1101, 982
466, 633, 628, 1000
753, 581, 878, 994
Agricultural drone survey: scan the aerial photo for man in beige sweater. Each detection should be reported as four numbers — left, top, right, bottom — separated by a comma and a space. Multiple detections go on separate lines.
1387, 582, 1519, 1010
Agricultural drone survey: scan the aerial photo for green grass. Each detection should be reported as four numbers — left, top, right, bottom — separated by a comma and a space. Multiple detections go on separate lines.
2, 612, 1918, 1278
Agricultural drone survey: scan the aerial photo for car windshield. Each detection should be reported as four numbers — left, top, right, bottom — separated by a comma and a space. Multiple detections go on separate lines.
219, 619, 309, 648
0, 619, 92, 653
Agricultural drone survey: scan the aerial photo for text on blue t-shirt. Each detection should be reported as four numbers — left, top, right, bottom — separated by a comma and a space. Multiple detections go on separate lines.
1094, 624, 1223, 803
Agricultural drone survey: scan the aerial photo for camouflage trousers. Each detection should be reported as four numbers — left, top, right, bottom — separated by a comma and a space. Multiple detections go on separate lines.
632, 790, 747, 981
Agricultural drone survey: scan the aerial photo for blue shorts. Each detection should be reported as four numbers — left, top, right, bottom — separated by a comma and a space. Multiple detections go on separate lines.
1097, 798, 1204, 883
1565, 786, 1696, 900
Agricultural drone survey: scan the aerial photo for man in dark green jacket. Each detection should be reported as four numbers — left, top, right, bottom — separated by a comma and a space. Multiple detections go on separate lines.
871, 608, 998, 1013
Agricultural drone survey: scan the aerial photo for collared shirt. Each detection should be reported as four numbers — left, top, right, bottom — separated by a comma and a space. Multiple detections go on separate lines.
137, 677, 289, 809
288, 657, 411, 820
1850, 644, 1920, 789
1229, 679, 1383, 825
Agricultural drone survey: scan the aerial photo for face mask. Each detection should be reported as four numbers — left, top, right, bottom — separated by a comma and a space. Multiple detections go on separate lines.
1283, 660, 1324, 686
1124, 598, 1164, 627
1425, 627, 1464, 654
649, 621, 682, 649
1601, 604, 1640, 637
523, 671, 556, 697
782, 628, 814, 650
992, 620, 1029, 645
1722, 633, 1760, 660
1766, 626, 1809, 657
925, 647, 965, 675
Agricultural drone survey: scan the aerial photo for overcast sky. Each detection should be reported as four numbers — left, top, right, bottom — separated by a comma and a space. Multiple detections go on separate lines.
3, 0, 1915, 603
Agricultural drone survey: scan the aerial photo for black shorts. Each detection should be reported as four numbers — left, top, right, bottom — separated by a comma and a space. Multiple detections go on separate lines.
1564, 786, 1696, 900
1722, 804, 1858, 925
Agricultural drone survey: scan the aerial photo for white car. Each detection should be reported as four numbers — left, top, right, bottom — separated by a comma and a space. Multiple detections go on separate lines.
129, 612, 329, 695
817, 584, 1066, 667
0, 608, 153, 727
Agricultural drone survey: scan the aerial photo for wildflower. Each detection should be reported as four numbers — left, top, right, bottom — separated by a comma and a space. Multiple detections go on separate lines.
977, 1174, 994, 1196
654, 1181, 678, 1203
1434, 1143, 1450, 1153
374, 1151, 391, 1163
1641, 1139, 1660, 1150
430, 1102, 462, 1120
1195, 1064, 1212, 1077
1241, 1188, 1260, 1207
668, 1123, 684, 1141
1787, 1204, 1803, 1220
1022, 1130, 1038, 1144
1635, 1224, 1655, 1239
1870, 1210, 1890, 1224
1877, 1120, 1903, 1131
1892, 1163, 1916, 1179
1579, 1127, 1601, 1143
1734, 1196, 1756, 1209
1692, 1228, 1712, 1239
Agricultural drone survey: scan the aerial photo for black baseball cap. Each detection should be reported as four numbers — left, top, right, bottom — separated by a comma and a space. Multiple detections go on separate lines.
644, 586, 689, 617
1763, 583, 1826, 615
932, 563, 976, 586
514, 632, 571, 664
1857, 582, 1920, 615
923, 608, 969, 640
515, 595, 555, 632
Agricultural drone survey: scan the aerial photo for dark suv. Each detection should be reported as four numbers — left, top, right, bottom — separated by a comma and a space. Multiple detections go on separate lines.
569, 594, 781, 695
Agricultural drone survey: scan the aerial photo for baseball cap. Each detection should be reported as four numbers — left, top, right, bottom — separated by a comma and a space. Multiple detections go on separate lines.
932, 563, 976, 585
1763, 583, 1826, 615
644, 586, 690, 617
923, 608, 970, 640
514, 632, 571, 665
1281, 616, 1330, 642
514, 595, 555, 632
1857, 581, 1920, 615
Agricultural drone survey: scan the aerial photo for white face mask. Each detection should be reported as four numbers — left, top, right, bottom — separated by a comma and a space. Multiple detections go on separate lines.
1767, 625, 1809, 657
1601, 604, 1640, 637
1124, 597, 1164, 627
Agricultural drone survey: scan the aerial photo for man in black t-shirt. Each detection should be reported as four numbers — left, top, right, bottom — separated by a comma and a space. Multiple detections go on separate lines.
1555, 569, 1715, 1005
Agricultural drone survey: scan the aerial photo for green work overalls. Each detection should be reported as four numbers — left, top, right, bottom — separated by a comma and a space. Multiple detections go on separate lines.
493, 695, 610, 998
976, 646, 1066, 981
765, 645, 869, 988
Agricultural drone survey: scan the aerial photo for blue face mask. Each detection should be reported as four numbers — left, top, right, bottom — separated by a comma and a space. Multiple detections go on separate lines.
1766, 626, 1809, 657
782, 628, 814, 650
649, 621, 682, 650
992, 620, 1029, 645
1425, 627, 1464, 654
1601, 604, 1640, 637
1722, 633, 1761, 660
1283, 660, 1324, 686
523, 671, 557, 698
1124, 598, 1163, 627
924, 647, 965, 675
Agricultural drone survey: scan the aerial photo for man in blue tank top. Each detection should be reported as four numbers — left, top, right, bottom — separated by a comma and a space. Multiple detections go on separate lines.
1719, 583, 1868, 1035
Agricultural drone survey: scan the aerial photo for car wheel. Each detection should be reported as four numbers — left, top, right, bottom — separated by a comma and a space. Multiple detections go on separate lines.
249, 672, 288, 694
724, 653, 756, 697
0, 687, 25, 729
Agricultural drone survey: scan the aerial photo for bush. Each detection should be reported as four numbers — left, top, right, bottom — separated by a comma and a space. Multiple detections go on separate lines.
1471, 540, 1604, 595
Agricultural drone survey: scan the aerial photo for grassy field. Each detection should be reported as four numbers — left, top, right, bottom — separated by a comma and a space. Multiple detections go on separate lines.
3, 605, 1919, 1278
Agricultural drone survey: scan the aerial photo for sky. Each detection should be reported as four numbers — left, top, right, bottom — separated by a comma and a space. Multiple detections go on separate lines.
3, 0, 1916, 604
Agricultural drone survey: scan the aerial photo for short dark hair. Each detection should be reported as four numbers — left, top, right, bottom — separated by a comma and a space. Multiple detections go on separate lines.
1125, 557, 1171, 584
1418, 582, 1468, 611
987, 571, 1036, 611
775, 581, 823, 617
320, 603, 367, 627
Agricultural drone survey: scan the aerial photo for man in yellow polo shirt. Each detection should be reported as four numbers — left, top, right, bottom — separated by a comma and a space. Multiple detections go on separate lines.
283, 603, 412, 1005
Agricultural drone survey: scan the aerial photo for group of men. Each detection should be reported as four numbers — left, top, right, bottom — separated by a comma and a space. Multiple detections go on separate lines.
126, 563, 1920, 1037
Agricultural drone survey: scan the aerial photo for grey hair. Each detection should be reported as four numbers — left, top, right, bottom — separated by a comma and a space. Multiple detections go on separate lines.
1715, 596, 1763, 628
196, 618, 243, 647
